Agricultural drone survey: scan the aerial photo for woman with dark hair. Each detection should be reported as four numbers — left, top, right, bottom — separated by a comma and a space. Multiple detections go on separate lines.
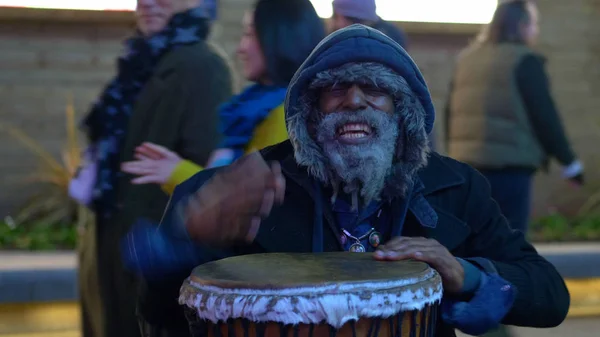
122, 0, 325, 194
253, 0, 326, 86
445, 0, 583, 243
124, 1, 325, 336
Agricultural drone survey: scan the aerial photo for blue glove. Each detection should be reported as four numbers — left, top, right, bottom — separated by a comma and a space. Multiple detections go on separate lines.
120, 218, 225, 281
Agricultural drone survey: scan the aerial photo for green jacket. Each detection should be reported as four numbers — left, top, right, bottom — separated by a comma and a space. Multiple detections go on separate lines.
446, 43, 545, 169
115, 42, 233, 233
80, 41, 234, 337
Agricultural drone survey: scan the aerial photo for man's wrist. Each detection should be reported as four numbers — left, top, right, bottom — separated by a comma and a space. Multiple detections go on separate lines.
456, 258, 483, 295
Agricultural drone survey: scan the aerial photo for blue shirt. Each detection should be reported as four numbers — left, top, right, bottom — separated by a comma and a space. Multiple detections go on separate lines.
331, 194, 481, 294
328, 193, 515, 334
332, 198, 390, 252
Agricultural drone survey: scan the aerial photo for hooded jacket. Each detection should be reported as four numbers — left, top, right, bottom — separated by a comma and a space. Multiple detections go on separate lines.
286, 24, 434, 198
286, 24, 434, 135
125, 25, 569, 337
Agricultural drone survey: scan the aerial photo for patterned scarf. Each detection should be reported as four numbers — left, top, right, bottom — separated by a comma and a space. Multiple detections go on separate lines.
82, 7, 212, 219
218, 84, 288, 160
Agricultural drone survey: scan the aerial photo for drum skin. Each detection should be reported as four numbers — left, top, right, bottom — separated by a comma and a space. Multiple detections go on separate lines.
181, 253, 441, 337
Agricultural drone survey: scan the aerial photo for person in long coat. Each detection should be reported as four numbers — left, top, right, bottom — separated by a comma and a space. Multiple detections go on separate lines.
77, 0, 233, 336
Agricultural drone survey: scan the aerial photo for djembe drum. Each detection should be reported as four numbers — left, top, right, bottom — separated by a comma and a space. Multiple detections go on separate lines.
179, 252, 442, 337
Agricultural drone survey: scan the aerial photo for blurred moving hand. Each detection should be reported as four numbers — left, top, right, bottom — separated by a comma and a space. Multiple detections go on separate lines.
121, 142, 182, 185
183, 152, 285, 246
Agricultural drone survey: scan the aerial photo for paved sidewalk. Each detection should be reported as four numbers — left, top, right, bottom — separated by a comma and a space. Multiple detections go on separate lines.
1, 242, 598, 269
533, 242, 600, 253
0, 251, 75, 270
533, 242, 600, 278
0, 243, 599, 303
0, 245, 598, 336
4, 317, 595, 337
457, 317, 600, 337
0, 251, 77, 303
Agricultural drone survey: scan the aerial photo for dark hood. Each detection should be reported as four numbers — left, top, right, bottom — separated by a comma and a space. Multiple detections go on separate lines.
283, 24, 435, 198
284, 24, 435, 136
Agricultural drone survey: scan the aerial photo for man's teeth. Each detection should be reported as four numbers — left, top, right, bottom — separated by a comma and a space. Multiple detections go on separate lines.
337, 123, 372, 138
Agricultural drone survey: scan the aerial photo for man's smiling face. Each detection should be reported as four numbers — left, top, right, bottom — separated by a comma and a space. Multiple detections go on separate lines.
313, 79, 399, 207
318, 83, 395, 144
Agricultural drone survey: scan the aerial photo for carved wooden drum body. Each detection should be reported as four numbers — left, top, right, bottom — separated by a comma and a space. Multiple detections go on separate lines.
180, 252, 442, 337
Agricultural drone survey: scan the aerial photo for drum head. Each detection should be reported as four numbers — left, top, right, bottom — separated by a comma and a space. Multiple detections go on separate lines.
189, 252, 432, 290
181, 252, 442, 328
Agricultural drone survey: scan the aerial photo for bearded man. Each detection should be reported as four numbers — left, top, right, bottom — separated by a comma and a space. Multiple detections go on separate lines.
122, 25, 569, 336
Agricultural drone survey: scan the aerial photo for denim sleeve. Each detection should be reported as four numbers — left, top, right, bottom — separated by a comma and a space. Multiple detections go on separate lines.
441, 258, 517, 336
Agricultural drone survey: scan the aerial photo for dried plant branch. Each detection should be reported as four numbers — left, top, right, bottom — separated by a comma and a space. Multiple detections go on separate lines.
0, 96, 92, 229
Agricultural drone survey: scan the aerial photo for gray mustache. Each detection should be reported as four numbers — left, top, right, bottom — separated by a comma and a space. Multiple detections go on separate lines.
316, 108, 396, 142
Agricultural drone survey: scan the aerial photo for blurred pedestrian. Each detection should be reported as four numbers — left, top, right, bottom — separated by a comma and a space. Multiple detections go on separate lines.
446, 0, 583, 236
122, 0, 326, 195
72, 0, 233, 336
331, 0, 408, 49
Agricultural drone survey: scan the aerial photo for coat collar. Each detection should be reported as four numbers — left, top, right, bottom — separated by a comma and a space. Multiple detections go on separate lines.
267, 141, 471, 252
417, 152, 466, 195
270, 141, 466, 198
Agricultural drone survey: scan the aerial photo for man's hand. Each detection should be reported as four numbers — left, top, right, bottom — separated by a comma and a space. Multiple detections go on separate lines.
184, 152, 285, 246
374, 237, 465, 294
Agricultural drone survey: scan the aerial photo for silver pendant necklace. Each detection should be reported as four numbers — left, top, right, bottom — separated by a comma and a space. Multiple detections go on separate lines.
342, 228, 381, 252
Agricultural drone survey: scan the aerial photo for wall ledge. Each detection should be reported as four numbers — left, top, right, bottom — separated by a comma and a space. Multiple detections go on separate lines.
0, 8, 480, 35
397, 21, 482, 35
1, 244, 599, 304
0, 7, 134, 24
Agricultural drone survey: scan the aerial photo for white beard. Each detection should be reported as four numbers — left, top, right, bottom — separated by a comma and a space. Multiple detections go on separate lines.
315, 107, 399, 209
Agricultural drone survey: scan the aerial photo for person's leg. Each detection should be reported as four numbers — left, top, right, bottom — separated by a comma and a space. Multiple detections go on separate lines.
94, 217, 141, 337
78, 218, 104, 337
80, 274, 103, 337
106, 240, 142, 337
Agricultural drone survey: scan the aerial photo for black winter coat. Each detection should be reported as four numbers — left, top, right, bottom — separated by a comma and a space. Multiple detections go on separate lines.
142, 141, 570, 336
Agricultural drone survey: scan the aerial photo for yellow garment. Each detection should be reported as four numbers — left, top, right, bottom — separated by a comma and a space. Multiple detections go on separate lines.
246, 104, 287, 153
161, 104, 288, 195
160, 160, 204, 195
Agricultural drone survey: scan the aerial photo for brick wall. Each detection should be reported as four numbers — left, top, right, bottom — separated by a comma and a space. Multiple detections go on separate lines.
0, 0, 598, 218
0, 13, 133, 217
